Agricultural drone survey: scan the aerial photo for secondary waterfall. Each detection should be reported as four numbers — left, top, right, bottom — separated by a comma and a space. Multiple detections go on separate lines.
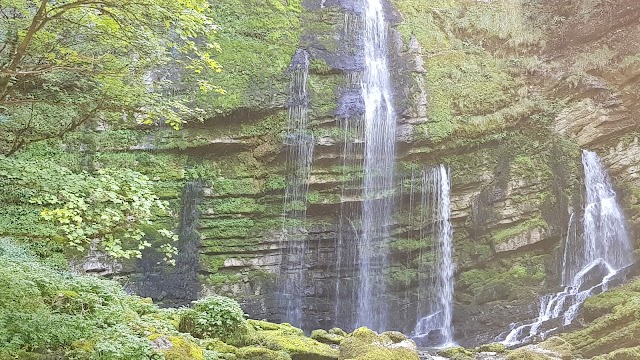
412, 166, 455, 347
502, 150, 633, 346
357, 0, 398, 331
279, 49, 314, 327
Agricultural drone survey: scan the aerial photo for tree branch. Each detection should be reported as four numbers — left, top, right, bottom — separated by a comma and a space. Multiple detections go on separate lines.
0, 0, 49, 100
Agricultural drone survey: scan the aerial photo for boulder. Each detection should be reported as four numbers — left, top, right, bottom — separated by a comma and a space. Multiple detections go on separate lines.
339, 327, 419, 360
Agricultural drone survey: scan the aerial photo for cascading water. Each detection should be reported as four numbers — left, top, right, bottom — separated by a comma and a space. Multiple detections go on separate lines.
581, 150, 633, 271
412, 165, 455, 347
334, 10, 365, 330
279, 49, 314, 327
357, 0, 398, 331
502, 150, 634, 346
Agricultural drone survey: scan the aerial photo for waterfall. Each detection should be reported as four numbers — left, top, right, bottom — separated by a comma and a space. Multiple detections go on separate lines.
502, 150, 633, 346
413, 166, 455, 347
581, 150, 633, 271
279, 49, 314, 327
333, 8, 365, 329
356, 0, 398, 331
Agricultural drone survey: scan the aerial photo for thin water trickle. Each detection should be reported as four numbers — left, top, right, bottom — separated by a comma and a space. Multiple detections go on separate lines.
279, 49, 314, 327
356, 0, 398, 331
413, 166, 455, 347
502, 150, 633, 346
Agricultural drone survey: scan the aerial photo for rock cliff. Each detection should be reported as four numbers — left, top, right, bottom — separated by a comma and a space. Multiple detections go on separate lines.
2, 0, 639, 347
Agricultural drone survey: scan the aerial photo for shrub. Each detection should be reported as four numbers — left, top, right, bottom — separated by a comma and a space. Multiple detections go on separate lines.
182, 296, 248, 342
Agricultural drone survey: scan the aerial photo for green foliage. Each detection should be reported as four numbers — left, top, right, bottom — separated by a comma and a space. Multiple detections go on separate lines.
0, 156, 177, 260
0, 238, 163, 358
0, 239, 304, 359
0, 0, 222, 155
386, 266, 418, 289
183, 295, 248, 342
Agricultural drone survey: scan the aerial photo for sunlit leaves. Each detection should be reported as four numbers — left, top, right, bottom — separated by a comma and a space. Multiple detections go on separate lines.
0, 156, 178, 260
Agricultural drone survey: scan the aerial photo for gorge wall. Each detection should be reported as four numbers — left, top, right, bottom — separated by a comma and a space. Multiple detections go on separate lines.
2, 0, 640, 348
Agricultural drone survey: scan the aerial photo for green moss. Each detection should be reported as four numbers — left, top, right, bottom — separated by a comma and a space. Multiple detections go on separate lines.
211, 179, 259, 196
248, 320, 303, 336
236, 346, 291, 360
339, 327, 418, 360
199, 218, 255, 239
457, 255, 547, 303
477, 343, 507, 353
202, 197, 265, 215
594, 346, 640, 360
437, 346, 473, 359
506, 349, 549, 360
200, 1, 303, 115
310, 59, 335, 75
311, 329, 344, 345
386, 266, 418, 289
329, 328, 348, 337
152, 335, 206, 360
202, 339, 238, 354
263, 175, 286, 191
491, 218, 548, 244
562, 278, 640, 357
252, 331, 338, 360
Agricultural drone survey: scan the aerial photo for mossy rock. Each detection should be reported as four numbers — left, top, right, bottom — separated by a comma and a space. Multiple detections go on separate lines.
311, 329, 344, 345
593, 346, 640, 360
506, 349, 550, 360
329, 328, 348, 337
253, 330, 338, 360
339, 327, 419, 360
149, 335, 205, 360
539, 337, 573, 359
381, 331, 408, 343
436, 346, 473, 359
202, 339, 238, 354
248, 320, 304, 336
475, 280, 512, 305
477, 342, 507, 353
236, 346, 291, 360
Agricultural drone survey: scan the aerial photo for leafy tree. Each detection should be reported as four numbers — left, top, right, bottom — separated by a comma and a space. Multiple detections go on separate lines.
0, 156, 177, 260
0, 0, 223, 155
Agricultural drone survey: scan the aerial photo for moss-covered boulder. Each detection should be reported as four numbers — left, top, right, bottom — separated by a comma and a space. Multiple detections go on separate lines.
477, 342, 507, 353
247, 321, 338, 360
329, 328, 348, 337
236, 346, 291, 360
339, 327, 419, 360
249, 320, 304, 336
149, 335, 205, 360
311, 329, 345, 345
202, 338, 238, 355
506, 349, 550, 360
437, 346, 473, 360
593, 346, 640, 360
505, 340, 572, 360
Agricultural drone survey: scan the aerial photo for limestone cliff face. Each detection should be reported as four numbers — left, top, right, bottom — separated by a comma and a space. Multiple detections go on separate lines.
3, 0, 639, 348
100, 0, 640, 346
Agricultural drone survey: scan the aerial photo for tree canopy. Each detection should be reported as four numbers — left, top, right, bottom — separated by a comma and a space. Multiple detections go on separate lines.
0, 0, 223, 155
0, 156, 178, 260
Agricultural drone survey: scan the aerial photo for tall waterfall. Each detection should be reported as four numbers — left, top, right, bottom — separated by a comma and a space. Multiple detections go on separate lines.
279, 49, 314, 327
357, 0, 398, 331
413, 166, 455, 347
502, 150, 633, 346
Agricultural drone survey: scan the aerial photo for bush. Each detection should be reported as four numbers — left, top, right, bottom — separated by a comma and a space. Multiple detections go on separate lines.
182, 296, 248, 342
